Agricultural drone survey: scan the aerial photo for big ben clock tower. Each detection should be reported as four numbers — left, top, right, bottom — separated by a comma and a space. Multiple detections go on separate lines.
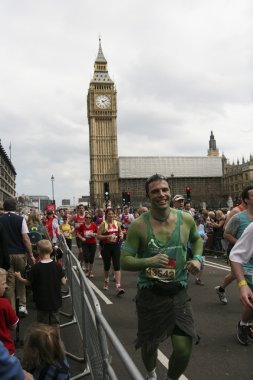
87, 38, 119, 207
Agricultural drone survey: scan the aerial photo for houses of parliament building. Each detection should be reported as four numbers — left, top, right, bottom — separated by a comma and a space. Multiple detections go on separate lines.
86, 39, 253, 209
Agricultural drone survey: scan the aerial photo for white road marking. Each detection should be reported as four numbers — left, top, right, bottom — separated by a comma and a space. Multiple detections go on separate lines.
87, 280, 113, 305
158, 349, 188, 379
205, 260, 230, 270
205, 262, 230, 271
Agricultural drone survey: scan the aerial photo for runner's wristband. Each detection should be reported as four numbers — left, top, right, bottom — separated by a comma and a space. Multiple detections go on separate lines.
238, 280, 247, 288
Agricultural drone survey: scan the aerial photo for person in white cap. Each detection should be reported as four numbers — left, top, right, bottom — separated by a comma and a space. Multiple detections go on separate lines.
172, 194, 185, 210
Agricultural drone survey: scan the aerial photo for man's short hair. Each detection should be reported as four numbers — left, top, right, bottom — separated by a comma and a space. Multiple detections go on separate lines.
241, 186, 253, 204
3, 198, 17, 212
145, 174, 168, 197
37, 239, 53, 256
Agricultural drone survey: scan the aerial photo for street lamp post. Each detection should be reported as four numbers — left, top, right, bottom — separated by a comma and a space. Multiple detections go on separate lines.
51, 175, 55, 204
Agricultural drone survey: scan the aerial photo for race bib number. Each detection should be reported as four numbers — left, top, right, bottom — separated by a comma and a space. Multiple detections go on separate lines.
145, 257, 176, 281
145, 267, 175, 281
63, 231, 70, 237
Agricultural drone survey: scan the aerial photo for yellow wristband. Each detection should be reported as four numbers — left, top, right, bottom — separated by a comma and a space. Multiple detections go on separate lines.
238, 280, 247, 288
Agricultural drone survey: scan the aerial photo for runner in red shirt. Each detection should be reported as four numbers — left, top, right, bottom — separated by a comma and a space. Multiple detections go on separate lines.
69, 204, 86, 268
97, 208, 124, 295
77, 213, 98, 277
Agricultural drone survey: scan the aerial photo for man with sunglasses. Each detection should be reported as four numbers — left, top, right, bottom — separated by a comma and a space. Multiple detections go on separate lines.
121, 174, 203, 380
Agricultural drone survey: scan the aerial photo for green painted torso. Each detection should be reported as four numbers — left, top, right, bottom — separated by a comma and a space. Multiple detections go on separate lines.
137, 210, 188, 288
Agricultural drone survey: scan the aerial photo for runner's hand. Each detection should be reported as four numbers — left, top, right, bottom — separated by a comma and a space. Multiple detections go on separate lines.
184, 259, 201, 275
240, 285, 253, 308
149, 253, 169, 268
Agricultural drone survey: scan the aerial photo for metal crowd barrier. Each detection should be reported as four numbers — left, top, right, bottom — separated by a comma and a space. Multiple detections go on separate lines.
58, 236, 144, 380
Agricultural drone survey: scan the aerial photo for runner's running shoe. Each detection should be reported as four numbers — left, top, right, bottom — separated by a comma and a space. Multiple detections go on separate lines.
103, 280, 109, 290
116, 286, 125, 296
214, 286, 228, 304
237, 321, 249, 345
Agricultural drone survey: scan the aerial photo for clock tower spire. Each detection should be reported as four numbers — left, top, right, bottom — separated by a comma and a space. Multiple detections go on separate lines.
87, 38, 119, 207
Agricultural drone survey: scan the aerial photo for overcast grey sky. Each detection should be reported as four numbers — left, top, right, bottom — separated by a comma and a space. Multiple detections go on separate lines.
1, 0, 252, 206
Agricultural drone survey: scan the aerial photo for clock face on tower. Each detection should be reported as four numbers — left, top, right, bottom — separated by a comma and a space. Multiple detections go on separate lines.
95, 94, 111, 109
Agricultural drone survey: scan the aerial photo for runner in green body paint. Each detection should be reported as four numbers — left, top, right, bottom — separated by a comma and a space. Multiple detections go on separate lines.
121, 174, 203, 380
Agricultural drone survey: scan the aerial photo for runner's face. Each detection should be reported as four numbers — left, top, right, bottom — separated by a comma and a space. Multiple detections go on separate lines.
148, 180, 170, 209
79, 206, 85, 215
85, 216, 92, 224
106, 211, 114, 221
0, 275, 7, 297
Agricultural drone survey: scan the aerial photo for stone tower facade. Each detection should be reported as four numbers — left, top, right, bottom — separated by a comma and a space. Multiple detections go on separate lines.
87, 39, 119, 207
208, 131, 219, 157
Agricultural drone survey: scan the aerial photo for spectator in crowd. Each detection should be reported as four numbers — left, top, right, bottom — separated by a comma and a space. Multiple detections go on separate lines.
172, 194, 185, 210
201, 210, 213, 251
15, 239, 66, 325
0, 268, 19, 354
138, 206, 148, 215
0, 198, 35, 316
0, 340, 34, 380
0, 221, 9, 270
184, 201, 194, 216
210, 210, 225, 252
27, 210, 50, 240
22, 324, 70, 380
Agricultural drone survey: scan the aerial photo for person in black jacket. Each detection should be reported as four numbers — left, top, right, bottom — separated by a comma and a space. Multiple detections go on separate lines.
0, 222, 9, 270
0, 198, 35, 316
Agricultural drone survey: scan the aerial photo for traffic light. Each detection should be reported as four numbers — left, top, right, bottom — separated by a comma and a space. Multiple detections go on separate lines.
185, 186, 191, 200
126, 191, 131, 203
122, 191, 127, 205
104, 182, 110, 201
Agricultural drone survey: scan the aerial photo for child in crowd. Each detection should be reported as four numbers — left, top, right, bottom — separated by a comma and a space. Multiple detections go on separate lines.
22, 323, 70, 380
0, 268, 19, 355
15, 239, 66, 325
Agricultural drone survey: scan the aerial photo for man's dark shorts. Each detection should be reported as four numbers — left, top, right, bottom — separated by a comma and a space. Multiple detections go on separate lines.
135, 286, 197, 350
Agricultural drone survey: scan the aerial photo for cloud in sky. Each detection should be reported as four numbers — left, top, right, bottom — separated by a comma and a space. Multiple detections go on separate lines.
0, 0, 252, 205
